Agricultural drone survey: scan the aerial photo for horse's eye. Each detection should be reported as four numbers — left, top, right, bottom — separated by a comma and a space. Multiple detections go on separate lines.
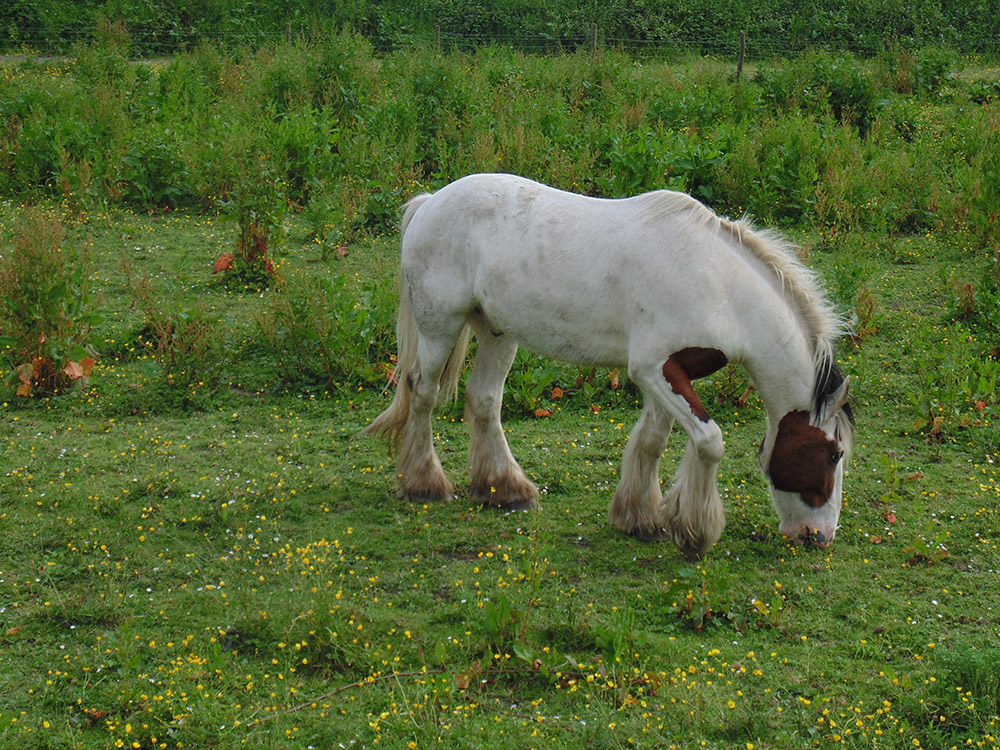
830, 449, 844, 465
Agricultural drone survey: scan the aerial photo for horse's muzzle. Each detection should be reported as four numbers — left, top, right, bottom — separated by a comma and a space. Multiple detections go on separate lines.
781, 524, 834, 548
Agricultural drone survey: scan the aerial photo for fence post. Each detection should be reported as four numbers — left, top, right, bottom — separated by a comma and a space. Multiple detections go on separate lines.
591, 23, 598, 58
285, 21, 291, 45
737, 30, 746, 80
435, 24, 441, 51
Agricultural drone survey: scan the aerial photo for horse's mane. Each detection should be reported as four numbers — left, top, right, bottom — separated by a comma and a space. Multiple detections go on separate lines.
715, 209, 855, 454
718, 214, 848, 368
635, 191, 848, 370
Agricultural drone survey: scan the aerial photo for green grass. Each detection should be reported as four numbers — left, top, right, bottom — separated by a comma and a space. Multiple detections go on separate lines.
0, 200, 998, 750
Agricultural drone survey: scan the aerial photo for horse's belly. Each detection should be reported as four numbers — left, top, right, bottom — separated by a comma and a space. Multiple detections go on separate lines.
478, 296, 629, 366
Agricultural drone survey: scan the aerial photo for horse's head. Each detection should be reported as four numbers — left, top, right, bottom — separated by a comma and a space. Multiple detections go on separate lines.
761, 374, 852, 548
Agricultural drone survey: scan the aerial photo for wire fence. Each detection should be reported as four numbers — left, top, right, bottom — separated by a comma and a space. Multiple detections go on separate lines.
4, 23, 999, 62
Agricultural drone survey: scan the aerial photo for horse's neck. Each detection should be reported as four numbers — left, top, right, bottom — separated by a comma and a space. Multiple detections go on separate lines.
741, 327, 817, 422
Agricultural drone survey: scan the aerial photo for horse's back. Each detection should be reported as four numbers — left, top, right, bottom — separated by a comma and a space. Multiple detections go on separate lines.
398, 174, 768, 366
402, 173, 711, 277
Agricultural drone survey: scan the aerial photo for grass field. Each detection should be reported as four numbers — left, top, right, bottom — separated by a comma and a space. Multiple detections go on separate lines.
0, 198, 998, 750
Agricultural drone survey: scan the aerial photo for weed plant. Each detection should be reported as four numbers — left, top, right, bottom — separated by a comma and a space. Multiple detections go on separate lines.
0, 208, 100, 396
256, 266, 397, 390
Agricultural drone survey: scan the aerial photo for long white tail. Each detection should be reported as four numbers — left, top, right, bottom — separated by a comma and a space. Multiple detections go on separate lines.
364, 194, 471, 453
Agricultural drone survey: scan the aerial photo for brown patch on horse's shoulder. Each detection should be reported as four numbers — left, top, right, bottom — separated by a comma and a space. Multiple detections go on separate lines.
769, 410, 837, 508
662, 347, 728, 422
671, 347, 729, 380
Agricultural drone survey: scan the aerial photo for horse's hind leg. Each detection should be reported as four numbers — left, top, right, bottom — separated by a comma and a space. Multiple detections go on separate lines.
466, 325, 538, 510
609, 400, 674, 540
396, 334, 462, 502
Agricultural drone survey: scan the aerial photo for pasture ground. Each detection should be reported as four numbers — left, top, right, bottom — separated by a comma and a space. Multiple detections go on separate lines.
0, 203, 998, 749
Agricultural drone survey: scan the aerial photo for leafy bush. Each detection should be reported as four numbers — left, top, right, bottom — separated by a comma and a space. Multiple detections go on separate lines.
214, 152, 288, 289
720, 115, 822, 224
0, 208, 100, 397
70, 17, 132, 88
124, 266, 224, 394
117, 124, 192, 209
968, 78, 1000, 105
907, 323, 998, 437
756, 53, 877, 137
945, 250, 1000, 349
255, 269, 395, 390
272, 107, 341, 207
914, 46, 956, 97
968, 115, 1000, 243
594, 130, 679, 197
2, 0, 997, 57
0, 40, 997, 239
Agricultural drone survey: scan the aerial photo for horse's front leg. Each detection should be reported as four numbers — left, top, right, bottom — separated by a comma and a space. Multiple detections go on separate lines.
465, 327, 537, 510
660, 421, 726, 560
609, 400, 674, 540
631, 354, 728, 560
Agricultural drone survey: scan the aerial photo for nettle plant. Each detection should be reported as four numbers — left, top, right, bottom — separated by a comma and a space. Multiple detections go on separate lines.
0, 209, 101, 397
214, 153, 288, 290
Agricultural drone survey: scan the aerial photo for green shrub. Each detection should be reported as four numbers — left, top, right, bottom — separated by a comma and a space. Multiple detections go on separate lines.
968, 78, 1000, 105
915, 46, 956, 98
0, 40, 991, 241
70, 17, 132, 88
756, 53, 877, 137
968, 115, 1000, 243
272, 106, 341, 207
123, 266, 224, 394
719, 115, 823, 225
310, 29, 378, 120
945, 250, 1000, 349
214, 150, 288, 290
907, 322, 999, 436
0, 208, 101, 397
594, 129, 680, 197
256, 268, 395, 390
118, 124, 193, 208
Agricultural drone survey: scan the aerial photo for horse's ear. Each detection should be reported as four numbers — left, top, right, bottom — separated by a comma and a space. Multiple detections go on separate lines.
819, 375, 850, 428
831, 375, 850, 411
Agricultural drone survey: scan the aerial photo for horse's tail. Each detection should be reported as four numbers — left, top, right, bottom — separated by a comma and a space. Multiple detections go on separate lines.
364, 194, 471, 453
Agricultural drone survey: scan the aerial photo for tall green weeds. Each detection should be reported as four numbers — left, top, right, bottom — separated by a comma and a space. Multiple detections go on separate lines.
0, 209, 101, 397
255, 267, 397, 390
2, 35, 999, 240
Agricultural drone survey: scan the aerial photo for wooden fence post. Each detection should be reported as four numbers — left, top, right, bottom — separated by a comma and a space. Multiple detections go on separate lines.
285, 21, 291, 45
737, 30, 746, 80
591, 23, 598, 58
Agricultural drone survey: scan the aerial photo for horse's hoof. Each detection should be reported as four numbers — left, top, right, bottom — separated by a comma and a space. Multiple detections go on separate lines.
469, 477, 538, 511
625, 525, 669, 542
398, 486, 452, 503
490, 496, 539, 512
672, 532, 710, 561
476, 490, 539, 512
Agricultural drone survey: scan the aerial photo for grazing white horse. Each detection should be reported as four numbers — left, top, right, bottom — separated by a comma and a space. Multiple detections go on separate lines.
366, 174, 853, 559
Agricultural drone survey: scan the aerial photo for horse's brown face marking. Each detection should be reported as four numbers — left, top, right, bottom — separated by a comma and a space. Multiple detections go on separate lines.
662, 347, 729, 423
768, 410, 842, 508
